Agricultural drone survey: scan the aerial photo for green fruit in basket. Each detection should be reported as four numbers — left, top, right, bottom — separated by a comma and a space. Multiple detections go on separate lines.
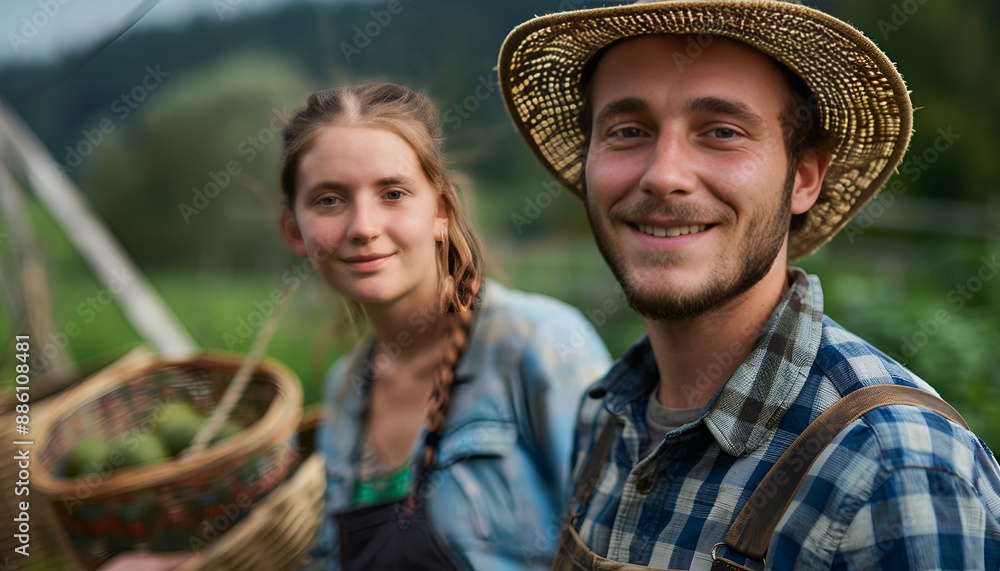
115, 434, 171, 469
64, 436, 110, 477
210, 420, 242, 444
157, 402, 207, 454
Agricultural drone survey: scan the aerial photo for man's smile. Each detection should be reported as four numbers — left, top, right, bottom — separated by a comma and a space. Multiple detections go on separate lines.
633, 223, 711, 238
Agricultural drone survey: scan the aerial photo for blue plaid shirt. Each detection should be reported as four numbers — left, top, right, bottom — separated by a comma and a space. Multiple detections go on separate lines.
310, 281, 612, 570
571, 269, 1000, 569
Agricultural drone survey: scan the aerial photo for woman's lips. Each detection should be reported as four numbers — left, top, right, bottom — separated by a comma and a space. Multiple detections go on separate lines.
342, 254, 392, 272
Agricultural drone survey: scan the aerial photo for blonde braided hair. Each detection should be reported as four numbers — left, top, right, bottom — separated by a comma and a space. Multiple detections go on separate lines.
422, 275, 477, 468
280, 83, 486, 469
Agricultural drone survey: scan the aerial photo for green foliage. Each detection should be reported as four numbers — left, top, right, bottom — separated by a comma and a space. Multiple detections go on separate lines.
79, 51, 313, 273
836, 0, 1000, 202
800, 240, 1000, 451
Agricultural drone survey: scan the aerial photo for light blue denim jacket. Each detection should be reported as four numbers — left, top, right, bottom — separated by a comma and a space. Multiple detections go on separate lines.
310, 281, 612, 570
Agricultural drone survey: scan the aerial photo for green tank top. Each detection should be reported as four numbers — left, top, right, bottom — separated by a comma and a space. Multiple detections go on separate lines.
352, 438, 413, 505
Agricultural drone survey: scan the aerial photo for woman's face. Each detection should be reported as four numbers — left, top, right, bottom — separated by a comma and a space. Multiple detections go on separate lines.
281, 125, 448, 313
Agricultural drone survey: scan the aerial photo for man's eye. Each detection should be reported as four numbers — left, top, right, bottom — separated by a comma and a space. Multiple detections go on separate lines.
612, 126, 644, 138
318, 196, 340, 206
384, 190, 404, 200
711, 128, 738, 139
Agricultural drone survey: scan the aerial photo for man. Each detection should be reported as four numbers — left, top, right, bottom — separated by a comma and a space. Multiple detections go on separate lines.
499, 1, 1000, 569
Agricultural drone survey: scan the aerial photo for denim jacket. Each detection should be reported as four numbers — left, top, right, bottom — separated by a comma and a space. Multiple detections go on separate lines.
310, 281, 612, 570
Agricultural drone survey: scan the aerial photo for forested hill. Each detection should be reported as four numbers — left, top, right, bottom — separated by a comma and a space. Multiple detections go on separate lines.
1, 0, 588, 177
1, 0, 627, 273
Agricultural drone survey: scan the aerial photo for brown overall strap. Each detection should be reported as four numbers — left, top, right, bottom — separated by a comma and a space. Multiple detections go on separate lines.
719, 385, 969, 565
568, 415, 623, 527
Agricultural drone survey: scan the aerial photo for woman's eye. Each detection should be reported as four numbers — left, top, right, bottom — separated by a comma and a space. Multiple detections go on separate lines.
384, 189, 404, 200
318, 196, 340, 206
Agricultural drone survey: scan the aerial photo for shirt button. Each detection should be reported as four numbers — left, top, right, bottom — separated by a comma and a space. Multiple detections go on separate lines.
636, 478, 655, 494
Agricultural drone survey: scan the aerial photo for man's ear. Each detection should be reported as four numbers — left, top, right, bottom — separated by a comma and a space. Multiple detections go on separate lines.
279, 209, 308, 256
790, 150, 832, 215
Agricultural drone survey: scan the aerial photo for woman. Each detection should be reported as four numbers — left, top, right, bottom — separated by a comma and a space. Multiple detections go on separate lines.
279, 83, 612, 570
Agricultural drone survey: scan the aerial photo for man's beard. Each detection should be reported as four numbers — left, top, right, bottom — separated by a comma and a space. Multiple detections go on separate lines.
586, 173, 793, 321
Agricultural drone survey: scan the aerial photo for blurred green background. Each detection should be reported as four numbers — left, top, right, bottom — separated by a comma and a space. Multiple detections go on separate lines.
0, 0, 997, 464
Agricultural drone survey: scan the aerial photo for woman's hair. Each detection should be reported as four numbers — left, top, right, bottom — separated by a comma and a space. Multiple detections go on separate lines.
280, 83, 483, 463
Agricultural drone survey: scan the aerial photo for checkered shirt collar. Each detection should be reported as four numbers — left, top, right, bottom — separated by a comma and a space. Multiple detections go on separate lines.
596, 268, 825, 457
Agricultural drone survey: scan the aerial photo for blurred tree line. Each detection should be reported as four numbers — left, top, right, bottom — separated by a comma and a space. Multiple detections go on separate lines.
0, 0, 997, 444
1, 0, 583, 274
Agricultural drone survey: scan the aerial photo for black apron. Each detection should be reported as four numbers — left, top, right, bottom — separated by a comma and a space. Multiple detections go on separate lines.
334, 493, 465, 571
334, 423, 469, 571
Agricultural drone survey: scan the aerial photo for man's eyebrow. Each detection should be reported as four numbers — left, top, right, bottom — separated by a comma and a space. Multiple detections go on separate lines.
592, 97, 650, 129
686, 97, 766, 130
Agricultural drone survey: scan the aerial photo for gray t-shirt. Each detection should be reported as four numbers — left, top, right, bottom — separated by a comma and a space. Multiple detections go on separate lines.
643, 389, 702, 457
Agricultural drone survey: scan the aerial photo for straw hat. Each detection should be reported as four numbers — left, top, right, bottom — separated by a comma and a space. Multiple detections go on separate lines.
498, 0, 913, 260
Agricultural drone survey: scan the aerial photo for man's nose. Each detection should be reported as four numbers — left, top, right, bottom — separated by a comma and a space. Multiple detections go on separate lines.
639, 130, 698, 199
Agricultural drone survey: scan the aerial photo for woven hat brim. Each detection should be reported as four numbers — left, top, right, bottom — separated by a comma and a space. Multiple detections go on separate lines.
498, 1, 913, 260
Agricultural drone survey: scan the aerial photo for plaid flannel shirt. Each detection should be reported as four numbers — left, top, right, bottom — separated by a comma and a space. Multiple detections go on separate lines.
571, 268, 1000, 569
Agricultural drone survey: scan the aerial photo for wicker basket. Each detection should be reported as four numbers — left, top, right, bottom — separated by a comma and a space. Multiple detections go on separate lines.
178, 451, 325, 571
1, 349, 155, 570
32, 353, 302, 570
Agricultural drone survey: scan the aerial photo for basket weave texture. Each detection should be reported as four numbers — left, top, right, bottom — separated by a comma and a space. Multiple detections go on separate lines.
179, 452, 325, 571
32, 353, 302, 569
